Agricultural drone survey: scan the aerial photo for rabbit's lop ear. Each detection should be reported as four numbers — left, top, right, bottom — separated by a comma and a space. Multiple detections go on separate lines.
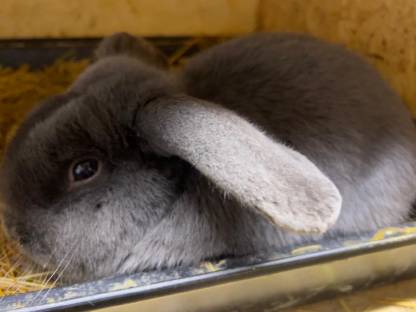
137, 96, 342, 234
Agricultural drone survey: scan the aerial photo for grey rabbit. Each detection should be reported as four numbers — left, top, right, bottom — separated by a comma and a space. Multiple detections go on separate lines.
1, 32, 416, 283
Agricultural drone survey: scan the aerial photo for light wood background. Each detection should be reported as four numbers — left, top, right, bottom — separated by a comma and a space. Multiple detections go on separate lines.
1, 0, 415, 115
0, 0, 260, 37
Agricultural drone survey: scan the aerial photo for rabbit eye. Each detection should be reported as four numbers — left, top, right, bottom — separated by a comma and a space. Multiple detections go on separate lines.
70, 159, 101, 183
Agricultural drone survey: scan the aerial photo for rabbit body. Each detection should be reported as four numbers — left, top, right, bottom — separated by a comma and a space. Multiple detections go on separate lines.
1, 33, 415, 282
181, 33, 416, 234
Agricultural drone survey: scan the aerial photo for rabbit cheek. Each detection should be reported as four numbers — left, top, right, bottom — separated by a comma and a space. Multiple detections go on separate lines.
37, 170, 181, 281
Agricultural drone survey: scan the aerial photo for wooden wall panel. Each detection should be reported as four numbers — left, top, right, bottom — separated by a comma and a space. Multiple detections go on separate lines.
0, 0, 259, 38
1, 0, 416, 113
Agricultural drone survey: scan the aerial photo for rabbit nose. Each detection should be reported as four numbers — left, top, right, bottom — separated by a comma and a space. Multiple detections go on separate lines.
14, 223, 32, 245
17, 231, 32, 245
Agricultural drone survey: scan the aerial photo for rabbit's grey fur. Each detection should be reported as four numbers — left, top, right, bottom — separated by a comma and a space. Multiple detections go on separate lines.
1, 32, 415, 283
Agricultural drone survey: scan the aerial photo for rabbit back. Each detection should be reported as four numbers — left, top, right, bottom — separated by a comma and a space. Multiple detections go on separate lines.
181, 33, 416, 234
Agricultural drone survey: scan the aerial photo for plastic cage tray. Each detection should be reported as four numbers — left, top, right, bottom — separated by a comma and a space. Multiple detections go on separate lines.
0, 38, 416, 312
